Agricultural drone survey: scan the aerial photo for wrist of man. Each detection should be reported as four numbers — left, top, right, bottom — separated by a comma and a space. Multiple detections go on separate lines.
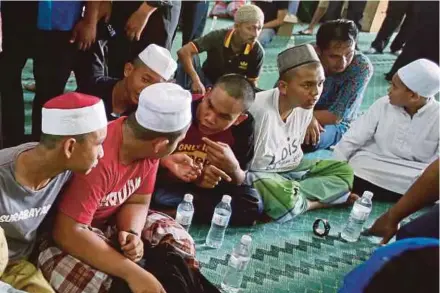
386, 208, 403, 226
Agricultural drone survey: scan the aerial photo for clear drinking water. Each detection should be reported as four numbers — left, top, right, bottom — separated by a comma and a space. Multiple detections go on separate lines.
175, 194, 194, 231
205, 195, 232, 249
221, 235, 252, 293
341, 191, 374, 242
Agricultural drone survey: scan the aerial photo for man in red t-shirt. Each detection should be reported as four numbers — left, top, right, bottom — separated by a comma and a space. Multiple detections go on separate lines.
38, 83, 194, 293
153, 74, 263, 226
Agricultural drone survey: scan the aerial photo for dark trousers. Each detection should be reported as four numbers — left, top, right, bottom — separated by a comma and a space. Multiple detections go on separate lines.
371, 1, 414, 53
153, 182, 263, 226
324, 1, 367, 30
387, 1, 439, 78
105, 2, 181, 78
397, 205, 439, 241
0, 1, 37, 147
32, 30, 90, 140
180, 1, 209, 46
352, 175, 402, 202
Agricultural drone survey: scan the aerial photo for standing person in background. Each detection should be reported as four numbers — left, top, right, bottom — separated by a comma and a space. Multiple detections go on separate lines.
180, 1, 209, 46
324, 1, 366, 31
253, 0, 288, 47
31, 1, 101, 141
99, 1, 181, 79
366, 1, 415, 55
302, 20, 373, 152
177, 4, 265, 94
385, 0, 439, 81
0, 1, 38, 148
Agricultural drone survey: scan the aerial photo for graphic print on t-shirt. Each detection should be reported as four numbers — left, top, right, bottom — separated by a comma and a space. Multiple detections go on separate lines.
100, 177, 142, 207
266, 136, 303, 171
175, 142, 210, 167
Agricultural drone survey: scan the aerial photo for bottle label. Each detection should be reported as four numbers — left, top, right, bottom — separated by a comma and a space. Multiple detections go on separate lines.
351, 204, 371, 221
176, 213, 193, 225
213, 214, 230, 226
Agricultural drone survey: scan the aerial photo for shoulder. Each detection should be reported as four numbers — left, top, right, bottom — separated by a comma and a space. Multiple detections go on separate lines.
251, 41, 265, 58
0, 143, 37, 168
350, 52, 373, 74
251, 89, 277, 115
233, 111, 255, 135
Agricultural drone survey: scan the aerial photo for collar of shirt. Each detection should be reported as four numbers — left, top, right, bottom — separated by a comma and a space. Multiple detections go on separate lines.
223, 29, 253, 55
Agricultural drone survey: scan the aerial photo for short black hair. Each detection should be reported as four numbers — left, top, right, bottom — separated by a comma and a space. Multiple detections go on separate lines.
126, 114, 189, 143
214, 74, 256, 111
364, 246, 439, 293
316, 19, 358, 50
40, 133, 86, 149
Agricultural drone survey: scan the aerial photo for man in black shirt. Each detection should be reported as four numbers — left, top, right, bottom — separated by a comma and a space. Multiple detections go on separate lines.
82, 44, 177, 120
253, 0, 288, 47
176, 4, 265, 95
153, 74, 263, 226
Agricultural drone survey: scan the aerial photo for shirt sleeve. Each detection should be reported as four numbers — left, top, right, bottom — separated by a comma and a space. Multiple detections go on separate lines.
247, 45, 265, 80
191, 29, 224, 53
58, 166, 112, 225
328, 54, 373, 119
231, 113, 255, 171
333, 97, 384, 161
134, 160, 159, 195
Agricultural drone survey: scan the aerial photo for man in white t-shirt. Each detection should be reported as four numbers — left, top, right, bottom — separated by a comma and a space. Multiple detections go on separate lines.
246, 44, 354, 223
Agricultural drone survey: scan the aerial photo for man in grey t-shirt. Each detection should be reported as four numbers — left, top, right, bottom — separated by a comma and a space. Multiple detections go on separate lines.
0, 92, 107, 292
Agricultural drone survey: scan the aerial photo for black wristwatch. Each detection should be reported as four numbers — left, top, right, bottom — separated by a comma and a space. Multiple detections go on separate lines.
313, 219, 331, 237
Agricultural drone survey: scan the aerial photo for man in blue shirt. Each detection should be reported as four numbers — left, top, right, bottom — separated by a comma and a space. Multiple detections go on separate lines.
31, 1, 101, 141
302, 20, 373, 152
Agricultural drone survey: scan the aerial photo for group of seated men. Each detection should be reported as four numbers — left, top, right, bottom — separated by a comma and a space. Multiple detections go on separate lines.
0, 4, 439, 293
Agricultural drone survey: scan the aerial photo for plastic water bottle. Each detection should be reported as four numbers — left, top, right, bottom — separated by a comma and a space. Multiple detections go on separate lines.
341, 191, 374, 242
221, 235, 252, 293
205, 195, 232, 248
175, 194, 194, 231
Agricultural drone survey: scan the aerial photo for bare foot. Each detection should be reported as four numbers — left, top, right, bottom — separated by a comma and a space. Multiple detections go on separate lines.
307, 200, 331, 211
346, 193, 360, 205
298, 28, 313, 35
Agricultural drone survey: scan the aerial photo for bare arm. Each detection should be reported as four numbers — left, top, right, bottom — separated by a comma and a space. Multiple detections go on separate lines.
263, 9, 288, 29
314, 110, 342, 125
53, 213, 146, 280
177, 43, 202, 85
388, 159, 439, 223
116, 193, 150, 236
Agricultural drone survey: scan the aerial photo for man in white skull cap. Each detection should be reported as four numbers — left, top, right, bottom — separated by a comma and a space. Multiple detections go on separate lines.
0, 92, 108, 292
334, 58, 440, 201
83, 43, 177, 120
39, 83, 196, 293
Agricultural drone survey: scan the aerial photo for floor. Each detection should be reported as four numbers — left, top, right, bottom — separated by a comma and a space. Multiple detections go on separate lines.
18, 16, 422, 293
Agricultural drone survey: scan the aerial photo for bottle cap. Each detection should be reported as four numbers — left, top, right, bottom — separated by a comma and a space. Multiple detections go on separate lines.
363, 191, 374, 200
222, 195, 232, 204
184, 194, 193, 202
241, 235, 252, 246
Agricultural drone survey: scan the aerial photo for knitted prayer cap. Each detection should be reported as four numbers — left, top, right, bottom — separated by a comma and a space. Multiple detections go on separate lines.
277, 44, 321, 75
234, 4, 264, 25
398, 59, 440, 98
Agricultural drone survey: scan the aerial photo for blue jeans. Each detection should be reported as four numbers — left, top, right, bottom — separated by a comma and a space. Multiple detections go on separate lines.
258, 28, 276, 48
303, 123, 348, 152
175, 55, 213, 91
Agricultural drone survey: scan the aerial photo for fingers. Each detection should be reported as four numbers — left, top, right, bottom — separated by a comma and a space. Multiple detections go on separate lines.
318, 123, 326, 132
304, 130, 311, 145
202, 137, 223, 151
118, 231, 127, 246
311, 128, 319, 145
208, 165, 232, 182
380, 233, 393, 245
